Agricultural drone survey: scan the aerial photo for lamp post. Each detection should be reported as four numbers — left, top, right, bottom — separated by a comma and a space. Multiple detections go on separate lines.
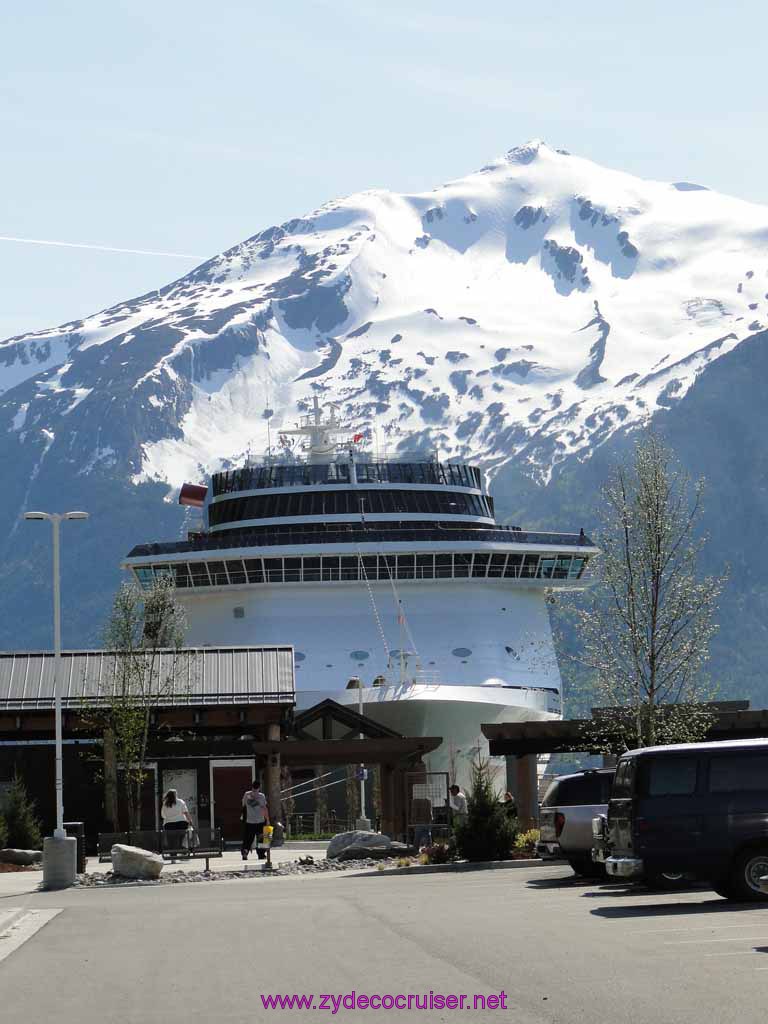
24, 510, 89, 884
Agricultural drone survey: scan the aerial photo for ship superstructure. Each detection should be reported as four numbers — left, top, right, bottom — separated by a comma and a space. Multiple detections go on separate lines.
125, 400, 598, 785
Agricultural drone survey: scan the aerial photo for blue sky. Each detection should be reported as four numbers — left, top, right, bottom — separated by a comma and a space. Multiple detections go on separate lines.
2, 0, 766, 340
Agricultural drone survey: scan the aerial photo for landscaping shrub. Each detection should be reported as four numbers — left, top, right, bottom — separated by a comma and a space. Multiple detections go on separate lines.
419, 840, 456, 865
0, 813, 7, 849
454, 757, 516, 862
3, 775, 42, 850
514, 828, 540, 857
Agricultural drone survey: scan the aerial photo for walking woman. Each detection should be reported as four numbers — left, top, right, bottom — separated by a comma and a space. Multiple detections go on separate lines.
161, 789, 192, 854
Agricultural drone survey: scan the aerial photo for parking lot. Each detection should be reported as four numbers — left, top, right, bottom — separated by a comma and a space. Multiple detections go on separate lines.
1, 862, 767, 1022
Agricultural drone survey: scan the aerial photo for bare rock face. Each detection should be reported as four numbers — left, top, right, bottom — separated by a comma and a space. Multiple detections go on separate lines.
0, 848, 42, 866
326, 830, 392, 860
111, 844, 164, 880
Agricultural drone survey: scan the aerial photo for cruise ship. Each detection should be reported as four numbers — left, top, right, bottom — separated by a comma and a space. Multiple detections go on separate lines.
124, 400, 598, 787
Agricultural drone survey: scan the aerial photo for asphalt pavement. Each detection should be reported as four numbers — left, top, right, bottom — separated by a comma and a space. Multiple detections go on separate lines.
2, 863, 768, 1023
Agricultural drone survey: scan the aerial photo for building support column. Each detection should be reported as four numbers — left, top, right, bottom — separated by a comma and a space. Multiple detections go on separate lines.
514, 755, 539, 830
265, 723, 282, 824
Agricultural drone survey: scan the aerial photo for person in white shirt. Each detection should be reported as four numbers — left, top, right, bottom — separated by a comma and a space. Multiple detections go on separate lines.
449, 784, 468, 827
241, 780, 270, 861
161, 789, 192, 852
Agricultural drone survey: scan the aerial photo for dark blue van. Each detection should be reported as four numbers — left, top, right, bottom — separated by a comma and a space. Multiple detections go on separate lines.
603, 738, 768, 899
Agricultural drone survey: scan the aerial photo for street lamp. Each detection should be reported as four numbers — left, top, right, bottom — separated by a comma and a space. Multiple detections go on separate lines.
24, 511, 89, 847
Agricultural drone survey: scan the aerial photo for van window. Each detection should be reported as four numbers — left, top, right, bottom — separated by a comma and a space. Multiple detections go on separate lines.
709, 755, 768, 793
640, 757, 697, 797
612, 759, 634, 798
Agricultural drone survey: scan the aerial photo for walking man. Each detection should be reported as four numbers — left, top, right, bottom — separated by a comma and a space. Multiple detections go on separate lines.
242, 779, 270, 860
449, 784, 468, 828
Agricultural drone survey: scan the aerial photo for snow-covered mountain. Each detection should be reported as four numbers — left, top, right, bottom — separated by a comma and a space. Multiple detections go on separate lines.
3, 140, 767, 494
1, 140, 767, 695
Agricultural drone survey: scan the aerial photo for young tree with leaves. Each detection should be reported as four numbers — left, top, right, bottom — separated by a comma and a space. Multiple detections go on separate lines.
576, 432, 726, 752
96, 577, 186, 832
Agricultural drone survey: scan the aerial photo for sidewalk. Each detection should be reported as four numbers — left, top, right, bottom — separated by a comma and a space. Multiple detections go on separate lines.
84, 846, 326, 876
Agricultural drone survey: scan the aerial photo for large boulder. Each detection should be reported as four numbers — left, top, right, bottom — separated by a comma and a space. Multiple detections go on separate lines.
336, 841, 412, 862
111, 844, 164, 880
327, 830, 393, 860
0, 849, 42, 866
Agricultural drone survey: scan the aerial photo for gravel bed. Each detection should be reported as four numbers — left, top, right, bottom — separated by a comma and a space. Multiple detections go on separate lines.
74, 857, 399, 887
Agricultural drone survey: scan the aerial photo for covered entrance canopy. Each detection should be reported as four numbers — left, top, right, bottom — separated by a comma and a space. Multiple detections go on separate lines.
255, 699, 442, 839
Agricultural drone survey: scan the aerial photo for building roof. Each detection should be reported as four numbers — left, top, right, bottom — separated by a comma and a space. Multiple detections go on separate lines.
0, 647, 295, 710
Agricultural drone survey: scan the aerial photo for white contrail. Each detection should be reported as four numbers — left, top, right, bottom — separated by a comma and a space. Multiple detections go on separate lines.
0, 235, 201, 259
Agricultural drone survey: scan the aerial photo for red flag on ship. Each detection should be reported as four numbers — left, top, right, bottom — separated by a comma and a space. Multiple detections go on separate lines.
179, 482, 208, 508
353, 432, 364, 443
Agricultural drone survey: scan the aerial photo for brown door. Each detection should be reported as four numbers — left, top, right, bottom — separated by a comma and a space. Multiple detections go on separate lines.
213, 765, 253, 841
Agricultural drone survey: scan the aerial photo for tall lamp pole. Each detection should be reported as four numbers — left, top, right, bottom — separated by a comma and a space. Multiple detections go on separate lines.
24, 511, 89, 840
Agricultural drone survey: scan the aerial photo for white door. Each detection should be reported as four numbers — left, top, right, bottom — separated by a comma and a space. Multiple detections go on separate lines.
162, 769, 198, 826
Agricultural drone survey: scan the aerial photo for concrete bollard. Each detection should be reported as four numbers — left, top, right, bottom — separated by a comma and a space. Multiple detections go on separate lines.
43, 836, 78, 890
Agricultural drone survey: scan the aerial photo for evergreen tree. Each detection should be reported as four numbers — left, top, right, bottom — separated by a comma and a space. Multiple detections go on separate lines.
3, 775, 42, 850
0, 812, 7, 849
455, 757, 516, 862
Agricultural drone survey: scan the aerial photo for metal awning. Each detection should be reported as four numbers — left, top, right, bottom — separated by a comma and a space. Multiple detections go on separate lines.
0, 647, 295, 710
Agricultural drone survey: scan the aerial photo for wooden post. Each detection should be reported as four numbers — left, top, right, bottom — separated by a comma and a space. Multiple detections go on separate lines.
514, 755, 540, 831
265, 723, 282, 825
103, 727, 119, 831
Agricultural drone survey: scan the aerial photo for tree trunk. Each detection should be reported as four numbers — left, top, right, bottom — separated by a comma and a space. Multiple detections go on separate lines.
103, 728, 120, 832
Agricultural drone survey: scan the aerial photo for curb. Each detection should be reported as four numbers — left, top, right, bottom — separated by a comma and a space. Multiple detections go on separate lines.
351, 857, 565, 878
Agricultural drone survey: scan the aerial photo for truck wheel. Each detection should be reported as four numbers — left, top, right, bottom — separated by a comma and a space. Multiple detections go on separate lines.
567, 855, 605, 879
643, 871, 686, 890
726, 848, 768, 901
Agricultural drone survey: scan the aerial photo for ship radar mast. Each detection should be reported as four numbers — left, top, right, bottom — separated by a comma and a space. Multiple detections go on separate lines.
280, 397, 354, 464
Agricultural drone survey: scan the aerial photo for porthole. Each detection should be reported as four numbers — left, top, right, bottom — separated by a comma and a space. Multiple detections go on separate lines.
505, 646, 519, 659
452, 647, 472, 658
294, 652, 306, 662
350, 650, 370, 661
233, 606, 245, 619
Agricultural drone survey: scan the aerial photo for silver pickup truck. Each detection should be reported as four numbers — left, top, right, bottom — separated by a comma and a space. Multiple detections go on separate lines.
537, 768, 615, 877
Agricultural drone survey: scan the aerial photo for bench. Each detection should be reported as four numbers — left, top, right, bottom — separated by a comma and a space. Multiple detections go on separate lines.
97, 827, 224, 872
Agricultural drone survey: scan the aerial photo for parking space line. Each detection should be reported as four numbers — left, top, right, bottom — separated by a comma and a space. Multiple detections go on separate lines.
0, 909, 62, 966
664, 936, 768, 944
639, 922, 768, 934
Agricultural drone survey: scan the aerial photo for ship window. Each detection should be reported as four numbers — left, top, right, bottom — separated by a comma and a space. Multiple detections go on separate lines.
435, 554, 452, 578
569, 557, 586, 579
173, 563, 192, 588
207, 561, 227, 586
189, 562, 211, 587
378, 554, 396, 580
360, 555, 378, 580
452, 647, 472, 658
350, 650, 370, 660
135, 567, 154, 588
454, 553, 472, 577
322, 557, 340, 581
244, 559, 263, 583
416, 554, 434, 580
521, 554, 540, 578
225, 559, 247, 585
233, 606, 245, 619
554, 556, 572, 579
340, 556, 358, 581
488, 554, 507, 577
504, 555, 523, 578
284, 558, 301, 582
396, 555, 415, 579
472, 554, 490, 578
303, 557, 321, 582
539, 558, 556, 579
263, 558, 283, 583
